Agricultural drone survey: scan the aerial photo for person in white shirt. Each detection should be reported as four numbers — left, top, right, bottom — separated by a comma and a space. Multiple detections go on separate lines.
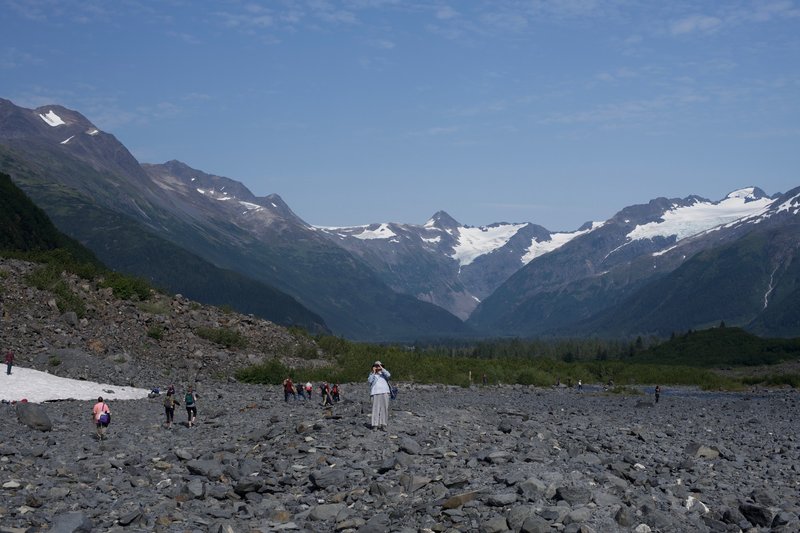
367, 361, 391, 430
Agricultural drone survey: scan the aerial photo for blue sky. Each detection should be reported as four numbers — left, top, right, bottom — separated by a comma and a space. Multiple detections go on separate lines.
2, 1, 799, 231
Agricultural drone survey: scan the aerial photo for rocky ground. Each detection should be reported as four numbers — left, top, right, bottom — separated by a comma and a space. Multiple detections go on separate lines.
2, 381, 799, 533
2, 258, 800, 532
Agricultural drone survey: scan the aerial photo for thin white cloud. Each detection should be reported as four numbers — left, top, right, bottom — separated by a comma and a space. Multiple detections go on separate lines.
671, 14, 722, 35
0, 47, 41, 69
436, 5, 459, 20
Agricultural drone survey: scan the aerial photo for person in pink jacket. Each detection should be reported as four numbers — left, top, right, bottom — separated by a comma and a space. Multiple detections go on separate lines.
92, 397, 111, 440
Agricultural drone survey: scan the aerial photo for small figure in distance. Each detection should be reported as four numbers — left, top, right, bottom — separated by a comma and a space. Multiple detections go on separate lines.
331, 383, 340, 402
368, 361, 391, 431
163, 389, 180, 428
283, 376, 296, 402
295, 381, 306, 400
185, 386, 197, 427
577, 379, 583, 392
482, 373, 488, 386
92, 396, 111, 440
5, 350, 13, 375
655, 385, 661, 404
321, 382, 334, 406
305, 381, 313, 400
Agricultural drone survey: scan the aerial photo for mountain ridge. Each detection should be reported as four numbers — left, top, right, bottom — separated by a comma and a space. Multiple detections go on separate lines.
1, 97, 798, 339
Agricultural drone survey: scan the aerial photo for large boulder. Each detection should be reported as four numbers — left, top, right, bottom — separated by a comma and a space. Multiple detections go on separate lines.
16, 402, 52, 431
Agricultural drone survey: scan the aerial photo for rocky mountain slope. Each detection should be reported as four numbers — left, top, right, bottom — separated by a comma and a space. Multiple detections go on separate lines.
0, 99, 469, 341
0, 257, 319, 388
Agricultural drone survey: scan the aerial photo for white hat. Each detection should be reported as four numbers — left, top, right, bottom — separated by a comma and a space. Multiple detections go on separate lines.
374, 361, 382, 366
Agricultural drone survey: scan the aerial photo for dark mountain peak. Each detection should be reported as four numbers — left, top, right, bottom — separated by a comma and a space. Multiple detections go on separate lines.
426, 211, 461, 230
147, 160, 257, 201
261, 193, 306, 223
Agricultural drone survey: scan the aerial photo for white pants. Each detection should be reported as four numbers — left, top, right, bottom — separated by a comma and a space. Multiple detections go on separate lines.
371, 393, 390, 427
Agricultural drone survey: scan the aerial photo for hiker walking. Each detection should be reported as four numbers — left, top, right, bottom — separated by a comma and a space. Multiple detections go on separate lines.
185, 386, 197, 427
5, 350, 13, 375
321, 382, 333, 406
655, 385, 661, 404
92, 396, 111, 440
163, 390, 180, 428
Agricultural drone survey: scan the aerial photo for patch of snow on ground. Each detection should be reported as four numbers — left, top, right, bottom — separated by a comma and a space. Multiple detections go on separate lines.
522, 222, 602, 264
39, 110, 65, 127
86, 128, 99, 135
452, 223, 528, 266
239, 201, 262, 211
627, 190, 773, 243
1, 366, 150, 404
353, 223, 397, 240
59, 135, 74, 145
421, 235, 441, 244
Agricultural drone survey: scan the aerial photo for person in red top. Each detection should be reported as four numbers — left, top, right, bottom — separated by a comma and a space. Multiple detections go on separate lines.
283, 377, 296, 402
92, 397, 111, 440
5, 350, 13, 375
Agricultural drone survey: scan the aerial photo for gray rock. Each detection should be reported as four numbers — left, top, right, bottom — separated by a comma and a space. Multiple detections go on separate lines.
739, 503, 774, 527
555, 486, 592, 505
47, 511, 92, 532
482, 515, 509, 533
520, 515, 552, 533
308, 503, 346, 521
309, 468, 346, 490
16, 403, 52, 431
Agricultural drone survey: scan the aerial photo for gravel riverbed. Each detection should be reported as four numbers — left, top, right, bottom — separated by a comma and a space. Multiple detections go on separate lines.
2, 382, 798, 532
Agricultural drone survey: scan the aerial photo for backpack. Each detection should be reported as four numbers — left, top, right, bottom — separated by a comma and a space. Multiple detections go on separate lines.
163, 395, 174, 408
185, 392, 195, 407
98, 404, 111, 425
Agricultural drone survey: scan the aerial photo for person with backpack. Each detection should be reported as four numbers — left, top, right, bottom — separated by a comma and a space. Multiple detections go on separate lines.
368, 361, 391, 430
92, 396, 111, 440
163, 390, 180, 428
185, 386, 197, 427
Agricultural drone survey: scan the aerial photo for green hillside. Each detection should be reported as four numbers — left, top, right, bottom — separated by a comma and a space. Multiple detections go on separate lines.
0, 171, 98, 263
633, 326, 800, 367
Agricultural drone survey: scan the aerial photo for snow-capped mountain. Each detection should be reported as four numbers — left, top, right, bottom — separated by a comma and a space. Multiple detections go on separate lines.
317, 212, 600, 319
2, 97, 798, 338
469, 186, 799, 337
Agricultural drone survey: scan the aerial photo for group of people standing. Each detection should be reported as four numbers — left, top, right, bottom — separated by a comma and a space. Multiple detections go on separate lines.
90, 383, 199, 440
280, 361, 394, 431
282, 377, 341, 405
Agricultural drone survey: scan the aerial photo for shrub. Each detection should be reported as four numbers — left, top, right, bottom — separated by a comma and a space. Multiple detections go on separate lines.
196, 327, 247, 349
236, 359, 290, 384
147, 325, 165, 340
48, 356, 61, 367
101, 272, 152, 301
24, 264, 86, 318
